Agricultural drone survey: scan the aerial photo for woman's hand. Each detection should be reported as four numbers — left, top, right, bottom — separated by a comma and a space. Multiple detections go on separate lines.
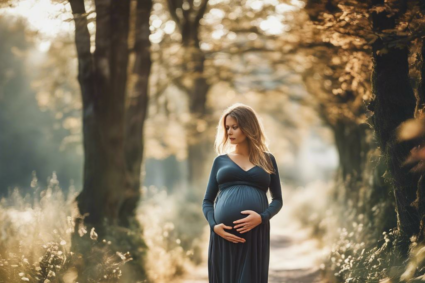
233, 210, 262, 233
214, 223, 246, 244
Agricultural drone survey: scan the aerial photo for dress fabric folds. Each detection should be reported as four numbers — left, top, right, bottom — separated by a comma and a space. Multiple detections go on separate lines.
202, 152, 283, 283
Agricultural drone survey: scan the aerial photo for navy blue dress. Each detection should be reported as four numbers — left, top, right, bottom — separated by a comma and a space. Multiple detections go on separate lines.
202, 152, 283, 283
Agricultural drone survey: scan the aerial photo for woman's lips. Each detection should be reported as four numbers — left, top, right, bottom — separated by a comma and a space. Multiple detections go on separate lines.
230, 138, 235, 140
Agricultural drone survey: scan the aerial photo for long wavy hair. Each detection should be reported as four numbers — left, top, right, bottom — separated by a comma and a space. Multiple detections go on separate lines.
214, 103, 275, 174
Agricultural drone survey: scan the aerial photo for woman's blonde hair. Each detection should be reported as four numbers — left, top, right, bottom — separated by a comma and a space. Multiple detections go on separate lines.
214, 103, 275, 174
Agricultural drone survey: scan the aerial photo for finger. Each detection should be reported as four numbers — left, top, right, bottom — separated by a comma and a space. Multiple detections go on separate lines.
233, 220, 247, 225
236, 223, 251, 229
229, 235, 246, 242
223, 225, 233, 230
233, 217, 249, 224
224, 230, 245, 239
226, 234, 245, 242
238, 227, 251, 233
234, 223, 248, 229
229, 238, 244, 243
226, 237, 239, 243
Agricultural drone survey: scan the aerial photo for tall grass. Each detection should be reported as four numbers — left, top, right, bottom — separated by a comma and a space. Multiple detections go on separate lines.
0, 172, 209, 282
136, 182, 209, 283
0, 172, 133, 282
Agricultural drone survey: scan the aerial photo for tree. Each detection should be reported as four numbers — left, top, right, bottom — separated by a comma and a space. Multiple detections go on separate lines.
368, 0, 419, 253
302, 0, 425, 280
68, 0, 152, 280
165, 0, 211, 187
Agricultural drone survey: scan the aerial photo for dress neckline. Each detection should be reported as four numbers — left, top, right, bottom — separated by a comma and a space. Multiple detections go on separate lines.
225, 154, 257, 172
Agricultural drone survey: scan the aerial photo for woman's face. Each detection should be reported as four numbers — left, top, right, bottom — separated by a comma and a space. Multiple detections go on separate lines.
225, 115, 246, 144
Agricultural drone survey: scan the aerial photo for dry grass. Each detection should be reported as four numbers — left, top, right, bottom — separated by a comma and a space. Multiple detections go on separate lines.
0, 172, 133, 283
0, 172, 207, 282
136, 183, 207, 283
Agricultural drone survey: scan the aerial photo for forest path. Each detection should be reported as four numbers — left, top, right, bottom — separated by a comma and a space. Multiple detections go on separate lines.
178, 188, 329, 283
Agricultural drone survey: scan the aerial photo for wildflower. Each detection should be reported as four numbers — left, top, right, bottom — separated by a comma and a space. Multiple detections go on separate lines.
47, 270, 56, 277
90, 228, 98, 240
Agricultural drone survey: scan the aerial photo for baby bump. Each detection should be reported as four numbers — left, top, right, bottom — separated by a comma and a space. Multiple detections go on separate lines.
214, 185, 268, 229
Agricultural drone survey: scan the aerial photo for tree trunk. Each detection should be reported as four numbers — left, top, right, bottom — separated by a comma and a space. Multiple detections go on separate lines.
369, 0, 419, 254
332, 120, 370, 203
119, 0, 152, 228
414, 3, 425, 242
185, 50, 211, 189
71, 0, 130, 233
167, 0, 212, 187
69, 0, 151, 281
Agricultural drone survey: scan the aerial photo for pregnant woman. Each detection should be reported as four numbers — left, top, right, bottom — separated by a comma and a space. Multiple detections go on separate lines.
202, 103, 283, 283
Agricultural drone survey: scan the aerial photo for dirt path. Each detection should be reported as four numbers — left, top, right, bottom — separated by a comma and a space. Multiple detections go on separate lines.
267, 224, 325, 283
178, 219, 328, 283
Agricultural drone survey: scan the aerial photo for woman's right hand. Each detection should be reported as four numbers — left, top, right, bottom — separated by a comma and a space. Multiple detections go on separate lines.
213, 223, 246, 244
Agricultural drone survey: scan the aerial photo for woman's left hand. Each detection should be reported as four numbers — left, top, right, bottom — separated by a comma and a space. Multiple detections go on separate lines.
233, 210, 262, 233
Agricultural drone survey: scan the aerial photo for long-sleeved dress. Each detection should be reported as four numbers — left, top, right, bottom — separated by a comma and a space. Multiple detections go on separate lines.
202, 152, 283, 283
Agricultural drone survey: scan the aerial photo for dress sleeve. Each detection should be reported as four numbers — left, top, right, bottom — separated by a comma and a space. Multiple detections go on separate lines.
202, 156, 220, 231
259, 153, 283, 223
